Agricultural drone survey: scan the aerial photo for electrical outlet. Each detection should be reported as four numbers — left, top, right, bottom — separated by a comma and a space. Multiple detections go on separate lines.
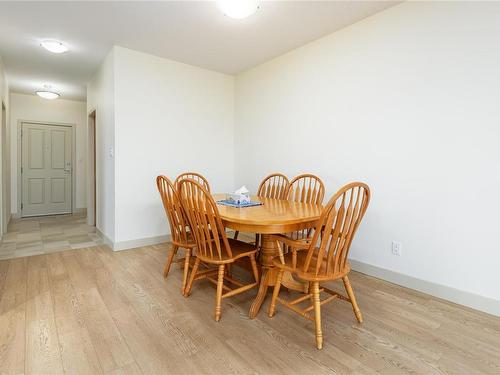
391, 241, 402, 256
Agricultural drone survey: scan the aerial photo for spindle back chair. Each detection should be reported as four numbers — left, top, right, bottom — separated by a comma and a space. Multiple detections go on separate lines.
285, 174, 325, 241
234, 173, 289, 242
258, 173, 289, 199
178, 178, 260, 321
269, 182, 370, 349
175, 172, 211, 192
286, 174, 325, 205
156, 175, 195, 292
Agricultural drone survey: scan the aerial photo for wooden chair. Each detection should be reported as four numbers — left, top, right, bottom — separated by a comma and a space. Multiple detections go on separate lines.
285, 174, 325, 243
175, 172, 211, 192
286, 173, 325, 205
234, 173, 289, 242
268, 182, 370, 349
178, 178, 260, 322
258, 173, 289, 199
156, 175, 196, 293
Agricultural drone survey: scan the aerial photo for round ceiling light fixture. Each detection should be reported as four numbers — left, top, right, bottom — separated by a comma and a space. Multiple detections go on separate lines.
216, 0, 260, 19
36, 91, 60, 100
36, 85, 60, 100
40, 40, 69, 54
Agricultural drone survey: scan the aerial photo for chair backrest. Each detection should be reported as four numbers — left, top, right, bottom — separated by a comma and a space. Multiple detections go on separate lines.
286, 174, 325, 205
156, 175, 190, 244
302, 182, 370, 278
257, 173, 289, 199
177, 178, 232, 261
175, 172, 211, 192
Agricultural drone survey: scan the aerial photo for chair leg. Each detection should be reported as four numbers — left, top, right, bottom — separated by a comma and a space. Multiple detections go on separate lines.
215, 264, 225, 322
311, 281, 323, 349
234, 231, 239, 240
268, 268, 284, 317
250, 254, 260, 283
181, 249, 191, 293
342, 275, 363, 323
163, 245, 178, 278
184, 258, 200, 297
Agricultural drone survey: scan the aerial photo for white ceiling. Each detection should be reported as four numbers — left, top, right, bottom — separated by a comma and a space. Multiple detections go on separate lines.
0, 1, 400, 101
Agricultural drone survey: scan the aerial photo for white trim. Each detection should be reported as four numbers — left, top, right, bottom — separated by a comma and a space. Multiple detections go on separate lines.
1, 100, 8, 236
112, 234, 171, 251
95, 229, 170, 252
17, 120, 77, 217
87, 108, 96, 227
350, 259, 500, 317
96, 228, 114, 249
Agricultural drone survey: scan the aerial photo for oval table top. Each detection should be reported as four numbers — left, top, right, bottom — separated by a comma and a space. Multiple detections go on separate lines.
213, 194, 323, 234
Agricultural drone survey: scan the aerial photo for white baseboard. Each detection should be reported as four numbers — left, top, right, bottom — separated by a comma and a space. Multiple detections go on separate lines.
113, 234, 171, 251
95, 230, 171, 252
96, 229, 114, 249
350, 259, 500, 317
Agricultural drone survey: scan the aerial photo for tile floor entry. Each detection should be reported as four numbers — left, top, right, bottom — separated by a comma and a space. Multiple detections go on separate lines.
0, 211, 102, 260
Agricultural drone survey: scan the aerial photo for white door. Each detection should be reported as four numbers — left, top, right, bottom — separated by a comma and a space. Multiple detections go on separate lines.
21, 123, 72, 217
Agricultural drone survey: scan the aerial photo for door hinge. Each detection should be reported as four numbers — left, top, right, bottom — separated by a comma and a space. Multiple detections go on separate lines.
21, 167, 23, 174
21, 203, 23, 210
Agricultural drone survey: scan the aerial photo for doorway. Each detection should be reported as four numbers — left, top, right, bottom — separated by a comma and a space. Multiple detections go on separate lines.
19, 122, 75, 217
88, 110, 96, 226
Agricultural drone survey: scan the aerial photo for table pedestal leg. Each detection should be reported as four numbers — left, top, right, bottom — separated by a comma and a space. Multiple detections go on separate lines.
249, 234, 308, 318
249, 268, 270, 319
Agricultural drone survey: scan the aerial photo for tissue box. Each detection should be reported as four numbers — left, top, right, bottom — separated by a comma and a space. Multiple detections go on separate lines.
228, 193, 251, 205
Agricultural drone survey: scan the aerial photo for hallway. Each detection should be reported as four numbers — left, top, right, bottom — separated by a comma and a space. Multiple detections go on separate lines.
0, 212, 102, 260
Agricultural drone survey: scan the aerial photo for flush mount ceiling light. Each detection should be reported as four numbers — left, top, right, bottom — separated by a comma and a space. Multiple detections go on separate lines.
40, 40, 69, 54
36, 87, 60, 100
216, 0, 260, 19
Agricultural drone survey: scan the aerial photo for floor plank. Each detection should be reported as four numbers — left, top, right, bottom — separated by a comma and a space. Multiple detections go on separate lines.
0, 258, 28, 374
61, 251, 135, 373
25, 255, 64, 374
46, 252, 104, 374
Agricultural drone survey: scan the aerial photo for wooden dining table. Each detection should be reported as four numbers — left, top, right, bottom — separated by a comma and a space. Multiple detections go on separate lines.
213, 194, 323, 318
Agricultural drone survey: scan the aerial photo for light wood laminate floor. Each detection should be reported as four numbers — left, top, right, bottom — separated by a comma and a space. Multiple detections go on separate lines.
0, 244, 499, 374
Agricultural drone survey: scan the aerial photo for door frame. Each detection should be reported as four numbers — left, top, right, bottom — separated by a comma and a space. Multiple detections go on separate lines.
17, 120, 77, 217
87, 109, 96, 226
1, 101, 8, 234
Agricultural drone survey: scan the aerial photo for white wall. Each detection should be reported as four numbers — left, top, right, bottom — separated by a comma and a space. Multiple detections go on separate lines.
9, 93, 87, 213
235, 1, 500, 306
87, 49, 116, 243
113, 46, 234, 245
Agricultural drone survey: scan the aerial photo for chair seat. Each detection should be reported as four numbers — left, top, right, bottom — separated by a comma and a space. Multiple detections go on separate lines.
273, 250, 350, 281
281, 235, 312, 245
197, 238, 258, 264
172, 231, 196, 248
